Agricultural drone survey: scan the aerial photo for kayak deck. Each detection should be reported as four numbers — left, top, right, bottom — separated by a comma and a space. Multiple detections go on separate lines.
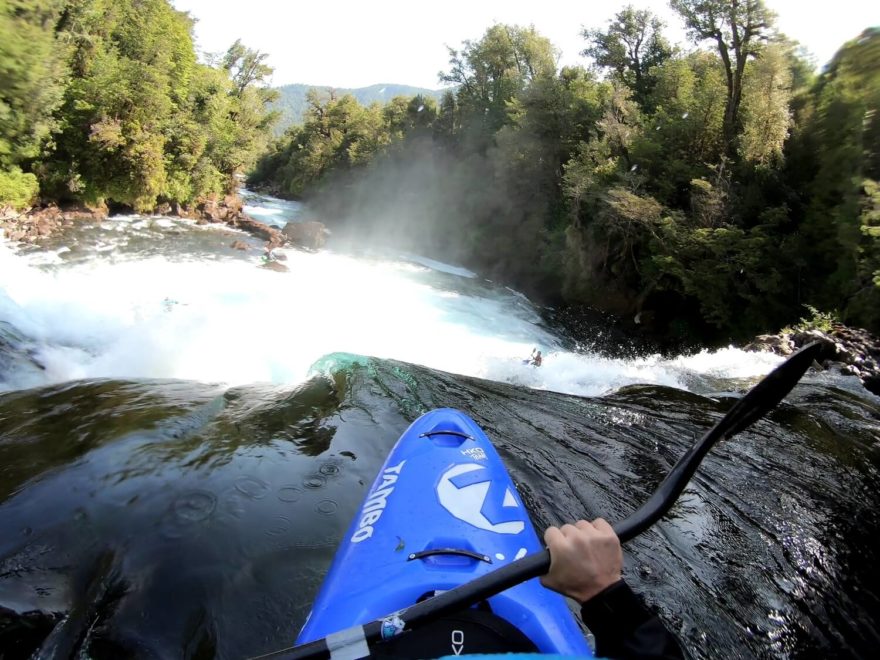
296, 409, 592, 656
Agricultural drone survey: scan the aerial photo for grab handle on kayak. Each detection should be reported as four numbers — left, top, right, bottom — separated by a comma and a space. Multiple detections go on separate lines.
419, 430, 473, 440
408, 548, 492, 564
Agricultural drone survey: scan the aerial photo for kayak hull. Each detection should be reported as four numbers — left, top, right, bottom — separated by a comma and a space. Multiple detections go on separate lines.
296, 409, 592, 655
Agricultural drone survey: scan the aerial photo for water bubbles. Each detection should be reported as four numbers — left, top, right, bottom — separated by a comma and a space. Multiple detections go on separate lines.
315, 500, 338, 516
278, 485, 303, 502
234, 476, 270, 499
303, 475, 327, 489
265, 515, 293, 536
172, 491, 216, 522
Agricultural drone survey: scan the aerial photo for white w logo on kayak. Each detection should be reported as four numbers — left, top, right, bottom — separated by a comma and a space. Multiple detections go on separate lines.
436, 463, 525, 534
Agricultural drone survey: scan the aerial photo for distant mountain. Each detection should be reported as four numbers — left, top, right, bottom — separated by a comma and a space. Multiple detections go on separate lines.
271, 83, 446, 134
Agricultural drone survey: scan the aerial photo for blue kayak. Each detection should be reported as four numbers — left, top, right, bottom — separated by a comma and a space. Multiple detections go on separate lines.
296, 408, 592, 656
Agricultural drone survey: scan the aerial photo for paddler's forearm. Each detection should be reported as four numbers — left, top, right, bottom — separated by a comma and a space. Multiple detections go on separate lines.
580, 579, 684, 660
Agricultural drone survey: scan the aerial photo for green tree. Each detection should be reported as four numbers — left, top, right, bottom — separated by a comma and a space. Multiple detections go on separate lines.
671, 0, 776, 155
44, 0, 188, 208
440, 24, 558, 137
0, 0, 66, 167
739, 43, 792, 164
581, 5, 673, 108
434, 90, 459, 143
33, 0, 277, 210
632, 51, 727, 204
848, 179, 880, 328
0, 0, 67, 206
798, 29, 880, 328
251, 91, 391, 198
222, 38, 273, 96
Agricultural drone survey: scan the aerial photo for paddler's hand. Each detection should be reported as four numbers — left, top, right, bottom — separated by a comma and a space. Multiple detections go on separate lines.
541, 518, 622, 603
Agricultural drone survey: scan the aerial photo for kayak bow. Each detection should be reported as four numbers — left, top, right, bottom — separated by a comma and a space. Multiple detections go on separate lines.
295, 408, 592, 657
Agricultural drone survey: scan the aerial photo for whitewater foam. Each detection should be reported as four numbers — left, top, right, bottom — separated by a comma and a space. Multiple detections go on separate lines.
0, 222, 781, 396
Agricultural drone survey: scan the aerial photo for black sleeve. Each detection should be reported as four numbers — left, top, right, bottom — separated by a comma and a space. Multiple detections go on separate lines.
579, 580, 684, 660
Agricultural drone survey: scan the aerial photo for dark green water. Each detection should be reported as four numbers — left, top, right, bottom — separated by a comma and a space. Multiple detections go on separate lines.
1, 356, 878, 658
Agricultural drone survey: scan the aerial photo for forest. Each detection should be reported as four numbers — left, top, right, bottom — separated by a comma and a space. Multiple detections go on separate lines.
0, 0, 277, 213
250, 3, 880, 343
2, 0, 878, 343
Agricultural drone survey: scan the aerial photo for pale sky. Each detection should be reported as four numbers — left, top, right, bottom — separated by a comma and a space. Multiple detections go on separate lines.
171, 0, 879, 90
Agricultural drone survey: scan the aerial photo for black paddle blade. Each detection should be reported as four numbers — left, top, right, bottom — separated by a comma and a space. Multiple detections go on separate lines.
613, 341, 822, 542
721, 341, 822, 438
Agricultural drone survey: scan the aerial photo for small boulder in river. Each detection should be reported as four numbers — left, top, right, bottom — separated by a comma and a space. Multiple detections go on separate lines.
230, 240, 249, 251
282, 221, 330, 250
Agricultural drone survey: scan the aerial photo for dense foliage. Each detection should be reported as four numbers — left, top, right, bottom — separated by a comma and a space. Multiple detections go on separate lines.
271, 83, 442, 135
251, 3, 880, 342
0, 0, 276, 212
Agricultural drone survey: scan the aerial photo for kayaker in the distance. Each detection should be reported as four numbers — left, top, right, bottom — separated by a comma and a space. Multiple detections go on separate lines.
542, 518, 684, 659
523, 348, 542, 366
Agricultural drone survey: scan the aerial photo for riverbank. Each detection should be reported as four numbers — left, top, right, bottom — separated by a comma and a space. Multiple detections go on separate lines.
746, 325, 880, 396
0, 194, 286, 247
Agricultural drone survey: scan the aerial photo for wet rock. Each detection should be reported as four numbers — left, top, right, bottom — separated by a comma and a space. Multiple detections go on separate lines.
232, 216, 285, 245
223, 194, 242, 216
790, 330, 843, 363
230, 240, 250, 251
0, 202, 106, 243
35, 218, 53, 237
746, 324, 880, 396
197, 195, 242, 222
169, 201, 194, 218
188, 194, 286, 248
744, 334, 795, 356
282, 221, 330, 250
199, 197, 219, 221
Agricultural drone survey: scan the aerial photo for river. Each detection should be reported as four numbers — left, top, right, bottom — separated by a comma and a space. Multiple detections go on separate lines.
1, 191, 878, 658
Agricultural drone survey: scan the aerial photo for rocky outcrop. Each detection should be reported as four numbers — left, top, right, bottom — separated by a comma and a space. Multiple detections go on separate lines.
0, 193, 294, 253
158, 194, 242, 223
745, 325, 880, 396
199, 194, 243, 222
159, 194, 286, 247
743, 334, 796, 356
0, 203, 108, 243
231, 216, 285, 246
282, 220, 330, 250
